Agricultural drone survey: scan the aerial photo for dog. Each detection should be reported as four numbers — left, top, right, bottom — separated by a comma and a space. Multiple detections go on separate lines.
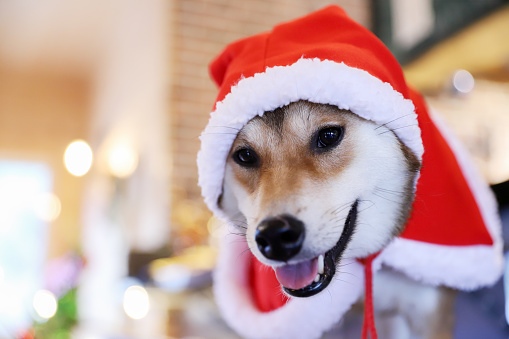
197, 6, 502, 339
218, 100, 454, 339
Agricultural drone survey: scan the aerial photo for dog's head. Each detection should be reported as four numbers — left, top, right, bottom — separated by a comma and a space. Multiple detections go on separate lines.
219, 100, 420, 297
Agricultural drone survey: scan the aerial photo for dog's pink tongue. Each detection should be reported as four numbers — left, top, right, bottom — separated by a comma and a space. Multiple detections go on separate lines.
275, 258, 318, 290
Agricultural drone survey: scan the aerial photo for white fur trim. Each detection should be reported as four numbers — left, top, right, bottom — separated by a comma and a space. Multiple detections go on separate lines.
381, 239, 502, 290
214, 233, 364, 339
198, 58, 423, 216
382, 108, 504, 290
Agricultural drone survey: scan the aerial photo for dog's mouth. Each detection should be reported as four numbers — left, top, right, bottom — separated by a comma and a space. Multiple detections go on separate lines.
275, 200, 358, 298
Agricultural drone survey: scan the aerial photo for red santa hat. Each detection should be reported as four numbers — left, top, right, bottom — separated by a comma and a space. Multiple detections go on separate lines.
198, 5, 503, 339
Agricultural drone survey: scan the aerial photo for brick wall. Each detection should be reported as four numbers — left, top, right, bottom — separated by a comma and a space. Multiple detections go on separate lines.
168, 0, 371, 236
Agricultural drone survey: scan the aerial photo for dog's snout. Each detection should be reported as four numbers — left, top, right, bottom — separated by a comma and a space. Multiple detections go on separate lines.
255, 215, 305, 261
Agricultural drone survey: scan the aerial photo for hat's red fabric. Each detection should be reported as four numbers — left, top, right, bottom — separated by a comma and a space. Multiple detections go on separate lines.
210, 6, 409, 106
400, 89, 493, 246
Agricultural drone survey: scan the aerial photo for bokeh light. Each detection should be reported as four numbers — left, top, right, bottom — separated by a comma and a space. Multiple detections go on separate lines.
64, 140, 93, 176
33, 193, 61, 222
453, 69, 475, 94
33, 290, 58, 319
123, 285, 149, 320
107, 144, 138, 178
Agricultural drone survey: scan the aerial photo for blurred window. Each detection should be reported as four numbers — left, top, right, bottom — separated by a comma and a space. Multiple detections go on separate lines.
0, 160, 52, 335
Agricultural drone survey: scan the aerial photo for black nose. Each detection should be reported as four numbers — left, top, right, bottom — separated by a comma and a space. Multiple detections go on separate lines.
255, 215, 305, 261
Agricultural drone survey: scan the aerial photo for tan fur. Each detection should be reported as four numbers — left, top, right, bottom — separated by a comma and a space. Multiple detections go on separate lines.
227, 101, 359, 212
224, 100, 421, 258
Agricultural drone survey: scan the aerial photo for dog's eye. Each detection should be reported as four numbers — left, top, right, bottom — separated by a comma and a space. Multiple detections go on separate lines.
233, 148, 259, 167
316, 126, 344, 149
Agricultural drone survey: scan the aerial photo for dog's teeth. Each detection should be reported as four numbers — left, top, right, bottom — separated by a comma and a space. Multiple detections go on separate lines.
314, 274, 320, 283
318, 254, 324, 275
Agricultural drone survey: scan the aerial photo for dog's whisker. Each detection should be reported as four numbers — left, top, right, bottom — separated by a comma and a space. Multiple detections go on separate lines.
230, 217, 248, 222
333, 269, 358, 280
327, 225, 348, 233
226, 219, 248, 226
235, 247, 253, 260
231, 226, 247, 231
373, 113, 414, 130
357, 199, 375, 213
325, 200, 351, 215
336, 260, 357, 268
372, 191, 400, 204
332, 274, 357, 286
375, 186, 406, 195
316, 223, 328, 232
201, 132, 240, 136
225, 222, 247, 231
377, 124, 419, 135
329, 200, 356, 216
227, 221, 248, 229
330, 214, 347, 221
231, 219, 249, 225
327, 219, 347, 227
227, 231, 247, 237
228, 231, 247, 237
208, 125, 241, 131
326, 287, 333, 302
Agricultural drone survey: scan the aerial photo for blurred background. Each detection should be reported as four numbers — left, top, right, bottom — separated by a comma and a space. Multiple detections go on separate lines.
0, 0, 508, 338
